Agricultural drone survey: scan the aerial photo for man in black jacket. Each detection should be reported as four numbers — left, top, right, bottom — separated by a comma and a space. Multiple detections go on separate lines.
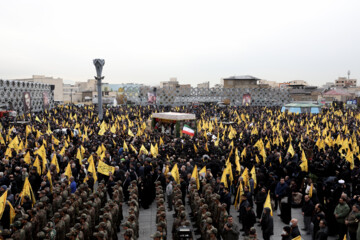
290, 218, 301, 239
302, 194, 314, 234
260, 208, 274, 240
315, 219, 328, 240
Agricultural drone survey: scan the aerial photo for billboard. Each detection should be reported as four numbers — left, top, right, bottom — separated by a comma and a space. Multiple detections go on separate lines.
23, 92, 31, 113
43, 92, 50, 110
148, 92, 156, 104
242, 93, 251, 106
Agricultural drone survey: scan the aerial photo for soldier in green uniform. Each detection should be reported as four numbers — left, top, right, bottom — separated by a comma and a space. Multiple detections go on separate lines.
11, 221, 25, 240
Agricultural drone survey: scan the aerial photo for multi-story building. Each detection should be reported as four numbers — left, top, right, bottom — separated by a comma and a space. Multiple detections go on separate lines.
13, 75, 64, 102
75, 79, 97, 92
222, 75, 261, 88
288, 80, 308, 86
197, 82, 210, 88
258, 80, 279, 88
160, 78, 179, 88
63, 84, 81, 103
335, 77, 357, 87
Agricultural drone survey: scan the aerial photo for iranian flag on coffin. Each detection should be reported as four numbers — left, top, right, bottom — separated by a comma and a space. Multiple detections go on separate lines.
182, 125, 195, 136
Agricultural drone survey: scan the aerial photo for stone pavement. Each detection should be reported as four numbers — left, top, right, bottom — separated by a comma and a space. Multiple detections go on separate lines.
119, 198, 338, 240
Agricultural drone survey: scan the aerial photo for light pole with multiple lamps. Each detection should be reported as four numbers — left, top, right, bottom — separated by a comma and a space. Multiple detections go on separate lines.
93, 59, 105, 120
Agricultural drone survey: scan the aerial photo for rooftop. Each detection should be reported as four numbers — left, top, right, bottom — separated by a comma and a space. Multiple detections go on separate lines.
223, 75, 261, 80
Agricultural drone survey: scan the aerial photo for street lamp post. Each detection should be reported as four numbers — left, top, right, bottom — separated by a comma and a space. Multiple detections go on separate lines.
93, 59, 105, 120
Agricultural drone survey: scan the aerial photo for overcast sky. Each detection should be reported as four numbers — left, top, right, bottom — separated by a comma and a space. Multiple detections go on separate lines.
0, 0, 359, 87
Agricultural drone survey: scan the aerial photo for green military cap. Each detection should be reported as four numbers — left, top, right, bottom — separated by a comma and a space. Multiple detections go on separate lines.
206, 217, 212, 224
43, 227, 50, 232
53, 212, 61, 219
0, 229, 11, 237
66, 230, 76, 237
94, 231, 105, 238
37, 231, 46, 239
124, 228, 134, 236
11, 221, 22, 229
121, 221, 132, 228
74, 223, 82, 230
47, 222, 54, 228
150, 231, 162, 238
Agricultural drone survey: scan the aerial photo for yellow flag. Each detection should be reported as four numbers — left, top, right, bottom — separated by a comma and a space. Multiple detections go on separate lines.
199, 166, 206, 177
87, 156, 98, 182
139, 144, 149, 155
41, 154, 47, 174
34, 144, 46, 161
123, 141, 129, 152
35, 116, 42, 123
204, 143, 209, 152
8, 136, 19, 150
97, 160, 115, 176
64, 162, 72, 179
130, 144, 138, 154
110, 125, 116, 134
191, 165, 200, 190
194, 144, 198, 153
96, 146, 103, 156
250, 166, 257, 189
263, 191, 273, 216
241, 148, 246, 159
128, 129, 135, 137
19, 178, 36, 206
76, 148, 83, 165
33, 156, 42, 176
159, 137, 164, 146
51, 154, 60, 173
234, 182, 244, 209
170, 163, 180, 184
235, 149, 241, 172
7, 200, 15, 224
346, 148, 354, 170
59, 146, 66, 156
0, 190, 8, 219
220, 162, 233, 188
287, 143, 295, 157
309, 183, 313, 198
150, 144, 158, 158
47, 170, 53, 192
24, 151, 31, 164
300, 150, 308, 172
98, 127, 106, 136
292, 236, 301, 240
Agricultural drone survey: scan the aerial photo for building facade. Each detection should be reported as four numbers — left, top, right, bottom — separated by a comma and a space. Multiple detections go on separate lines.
222, 75, 260, 88
197, 82, 210, 88
335, 77, 357, 87
160, 78, 179, 88
13, 75, 63, 102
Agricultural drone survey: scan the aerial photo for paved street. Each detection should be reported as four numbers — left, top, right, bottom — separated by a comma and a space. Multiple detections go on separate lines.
119, 198, 338, 240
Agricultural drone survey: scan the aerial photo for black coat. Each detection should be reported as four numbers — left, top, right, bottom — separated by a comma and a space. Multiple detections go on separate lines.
261, 208, 274, 236
290, 226, 301, 238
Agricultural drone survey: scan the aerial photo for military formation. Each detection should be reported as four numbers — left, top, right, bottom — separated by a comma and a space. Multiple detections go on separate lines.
1, 178, 124, 240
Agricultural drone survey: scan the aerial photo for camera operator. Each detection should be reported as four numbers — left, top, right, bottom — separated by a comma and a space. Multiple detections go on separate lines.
222, 215, 240, 240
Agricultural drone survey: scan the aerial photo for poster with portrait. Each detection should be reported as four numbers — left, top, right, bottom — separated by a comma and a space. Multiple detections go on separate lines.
43, 92, 49, 110
148, 92, 156, 104
23, 92, 31, 113
242, 93, 251, 106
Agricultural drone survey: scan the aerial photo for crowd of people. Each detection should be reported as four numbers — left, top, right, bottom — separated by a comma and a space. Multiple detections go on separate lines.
0, 104, 359, 240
